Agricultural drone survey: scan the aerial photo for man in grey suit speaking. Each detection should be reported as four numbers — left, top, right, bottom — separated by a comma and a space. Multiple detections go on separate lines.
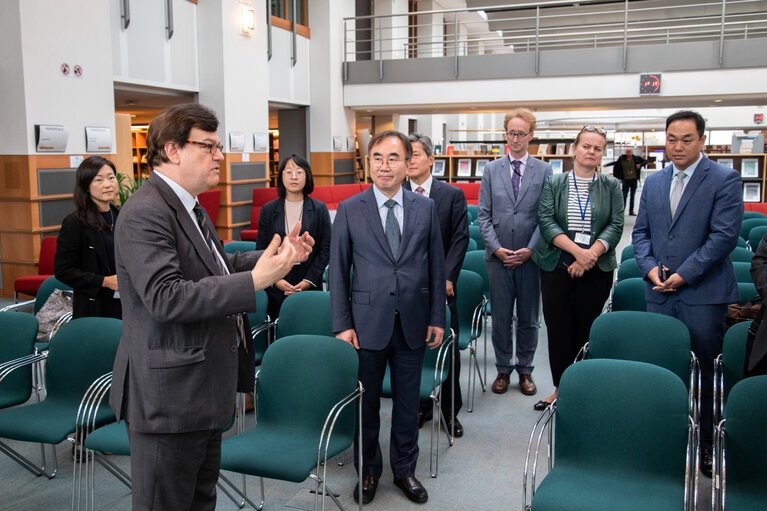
478, 108, 552, 398
110, 103, 312, 510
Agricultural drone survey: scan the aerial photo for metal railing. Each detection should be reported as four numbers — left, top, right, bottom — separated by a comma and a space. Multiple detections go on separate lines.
343, 0, 767, 77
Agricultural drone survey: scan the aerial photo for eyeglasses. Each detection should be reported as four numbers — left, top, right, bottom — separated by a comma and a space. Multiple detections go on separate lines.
580, 125, 606, 135
506, 131, 529, 140
186, 140, 224, 155
371, 156, 404, 168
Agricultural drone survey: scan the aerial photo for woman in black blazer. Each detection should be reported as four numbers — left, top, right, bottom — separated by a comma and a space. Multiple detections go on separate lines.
54, 156, 122, 319
256, 154, 331, 319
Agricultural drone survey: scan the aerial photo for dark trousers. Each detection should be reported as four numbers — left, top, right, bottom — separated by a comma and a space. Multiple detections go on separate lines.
540, 267, 613, 387
647, 298, 726, 450
127, 424, 222, 511
622, 179, 638, 212
420, 293, 462, 419
355, 315, 425, 479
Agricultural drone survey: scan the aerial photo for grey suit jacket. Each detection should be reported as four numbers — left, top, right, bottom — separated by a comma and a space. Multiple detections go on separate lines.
330, 186, 446, 350
477, 155, 553, 260
110, 173, 260, 434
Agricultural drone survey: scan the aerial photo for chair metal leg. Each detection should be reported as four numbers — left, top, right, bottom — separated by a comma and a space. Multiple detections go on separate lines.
0, 439, 57, 478
218, 472, 260, 509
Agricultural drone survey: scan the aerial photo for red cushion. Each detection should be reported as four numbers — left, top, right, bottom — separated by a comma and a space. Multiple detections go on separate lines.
39, 236, 58, 275
240, 229, 258, 242
745, 203, 767, 214
450, 182, 481, 205
330, 184, 364, 204
250, 188, 279, 229
310, 186, 335, 210
14, 274, 51, 296
198, 189, 221, 227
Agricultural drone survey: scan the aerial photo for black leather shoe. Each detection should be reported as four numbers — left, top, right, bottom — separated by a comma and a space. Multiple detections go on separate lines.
353, 475, 378, 504
701, 448, 713, 478
418, 408, 433, 429
445, 416, 464, 438
394, 476, 428, 504
533, 400, 553, 411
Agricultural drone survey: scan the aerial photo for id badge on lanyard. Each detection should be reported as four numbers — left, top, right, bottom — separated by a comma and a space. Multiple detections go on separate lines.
574, 231, 590, 245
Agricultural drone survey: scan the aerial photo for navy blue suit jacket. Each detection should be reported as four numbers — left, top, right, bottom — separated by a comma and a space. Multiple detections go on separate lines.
632, 155, 743, 305
330, 186, 446, 350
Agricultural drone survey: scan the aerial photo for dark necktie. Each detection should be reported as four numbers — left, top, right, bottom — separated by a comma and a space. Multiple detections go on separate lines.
415, 186, 425, 195
193, 202, 247, 349
384, 199, 401, 257
511, 160, 522, 199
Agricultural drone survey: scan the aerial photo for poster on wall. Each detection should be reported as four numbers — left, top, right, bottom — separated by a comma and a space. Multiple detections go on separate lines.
456, 158, 472, 177
84, 126, 112, 153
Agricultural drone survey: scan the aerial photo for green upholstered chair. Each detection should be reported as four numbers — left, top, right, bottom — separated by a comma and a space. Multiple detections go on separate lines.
0, 312, 39, 409
747, 225, 767, 252
525, 359, 694, 511
739, 218, 767, 240
610, 277, 646, 312
455, 269, 487, 412
382, 306, 453, 477
0, 317, 121, 479
731, 261, 753, 284
466, 237, 478, 252
461, 250, 491, 388
247, 289, 272, 367
742, 211, 767, 220
223, 240, 257, 254
730, 247, 755, 263
736, 282, 758, 305
274, 291, 333, 339
466, 204, 478, 224
468, 225, 485, 251
616, 257, 643, 281
736, 236, 748, 249
713, 320, 751, 430
713, 375, 767, 511
620, 244, 634, 262
217, 335, 362, 511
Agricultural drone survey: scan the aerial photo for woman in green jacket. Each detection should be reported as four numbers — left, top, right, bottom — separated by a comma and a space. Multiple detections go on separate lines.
532, 126, 624, 410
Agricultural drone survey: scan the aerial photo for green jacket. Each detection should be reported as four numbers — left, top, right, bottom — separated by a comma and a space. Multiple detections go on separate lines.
532, 172, 624, 272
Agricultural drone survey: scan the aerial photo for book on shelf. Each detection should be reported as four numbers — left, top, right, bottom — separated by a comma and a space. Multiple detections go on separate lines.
538, 144, 549, 155
555, 143, 566, 155
446, 145, 454, 155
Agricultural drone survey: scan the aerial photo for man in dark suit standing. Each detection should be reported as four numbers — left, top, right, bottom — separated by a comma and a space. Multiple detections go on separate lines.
331, 130, 446, 505
633, 110, 742, 478
478, 108, 552, 399
110, 103, 311, 510
404, 133, 469, 437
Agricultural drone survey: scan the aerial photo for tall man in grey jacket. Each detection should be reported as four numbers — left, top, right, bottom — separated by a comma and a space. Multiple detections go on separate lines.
478, 108, 552, 396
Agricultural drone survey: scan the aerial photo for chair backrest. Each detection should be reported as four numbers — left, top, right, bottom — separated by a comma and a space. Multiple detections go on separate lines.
730, 247, 754, 263
0, 312, 39, 407
223, 241, 257, 254
256, 335, 358, 433
309, 186, 335, 210
722, 375, 767, 500
610, 277, 646, 312
736, 282, 758, 305
721, 320, 750, 401
736, 236, 748, 249
329, 184, 363, 205
616, 258, 643, 281
34, 276, 73, 315
461, 250, 490, 298
276, 291, 333, 338
468, 225, 485, 250
748, 225, 767, 251
39, 236, 58, 275
731, 261, 753, 284
466, 204, 478, 223
450, 182, 480, 205
45, 317, 122, 404
740, 217, 767, 240
247, 289, 270, 365
742, 211, 767, 220
456, 270, 484, 349
555, 359, 689, 477
588, 311, 692, 386
620, 244, 634, 263
416, 305, 452, 400
197, 189, 221, 227
467, 238, 478, 252
250, 187, 279, 229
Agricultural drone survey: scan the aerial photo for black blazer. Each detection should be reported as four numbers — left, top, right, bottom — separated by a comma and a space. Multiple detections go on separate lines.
404, 179, 469, 285
54, 209, 121, 319
255, 196, 331, 287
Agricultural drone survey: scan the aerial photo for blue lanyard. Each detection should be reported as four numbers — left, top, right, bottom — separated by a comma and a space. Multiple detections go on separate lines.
572, 171, 596, 223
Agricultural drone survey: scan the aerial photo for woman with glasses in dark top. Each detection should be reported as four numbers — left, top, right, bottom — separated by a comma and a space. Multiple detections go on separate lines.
54, 156, 122, 319
531, 126, 624, 410
256, 154, 331, 319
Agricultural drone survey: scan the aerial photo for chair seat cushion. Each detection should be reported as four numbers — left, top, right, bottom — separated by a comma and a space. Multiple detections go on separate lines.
85, 421, 130, 456
14, 275, 50, 295
0, 400, 114, 444
220, 425, 353, 482
240, 230, 258, 242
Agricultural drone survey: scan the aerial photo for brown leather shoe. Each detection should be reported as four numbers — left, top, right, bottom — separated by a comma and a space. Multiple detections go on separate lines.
519, 374, 537, 396
491, 373, 510, 394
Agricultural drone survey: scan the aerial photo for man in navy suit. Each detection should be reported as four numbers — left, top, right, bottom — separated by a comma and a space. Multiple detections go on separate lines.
478, 108, 552, 399
405, 133, 469, 437
633, 110, 743, 478
331, 130, 446, 505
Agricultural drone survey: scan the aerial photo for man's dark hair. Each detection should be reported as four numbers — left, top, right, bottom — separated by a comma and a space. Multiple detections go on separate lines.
276, 154, 314, 199
368, 130, 412, 161
146, 103, 219, 168
666, 110, 706, 138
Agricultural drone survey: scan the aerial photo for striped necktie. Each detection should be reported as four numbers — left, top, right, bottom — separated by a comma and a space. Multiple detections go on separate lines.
193, 202, 247, 350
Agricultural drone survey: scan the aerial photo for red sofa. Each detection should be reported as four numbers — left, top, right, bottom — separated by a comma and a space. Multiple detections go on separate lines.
450, 182, 480, 205
745, 203, 767, 215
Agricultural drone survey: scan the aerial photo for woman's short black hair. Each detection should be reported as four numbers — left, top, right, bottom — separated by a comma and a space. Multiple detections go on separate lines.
276, 154, 314, 199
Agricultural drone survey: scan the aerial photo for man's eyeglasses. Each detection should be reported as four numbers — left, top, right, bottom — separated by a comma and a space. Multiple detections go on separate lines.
186, 140, 224, 154
371, 156, 404, 168
580, 125, 606, 135
506, 131, 529, 140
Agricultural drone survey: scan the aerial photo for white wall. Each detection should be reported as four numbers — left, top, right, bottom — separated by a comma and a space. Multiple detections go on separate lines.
0, 0, 28, 154
268, 27, 311, 106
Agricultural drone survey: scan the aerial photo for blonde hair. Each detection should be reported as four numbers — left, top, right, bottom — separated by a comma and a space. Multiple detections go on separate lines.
503, 108, 537, 133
